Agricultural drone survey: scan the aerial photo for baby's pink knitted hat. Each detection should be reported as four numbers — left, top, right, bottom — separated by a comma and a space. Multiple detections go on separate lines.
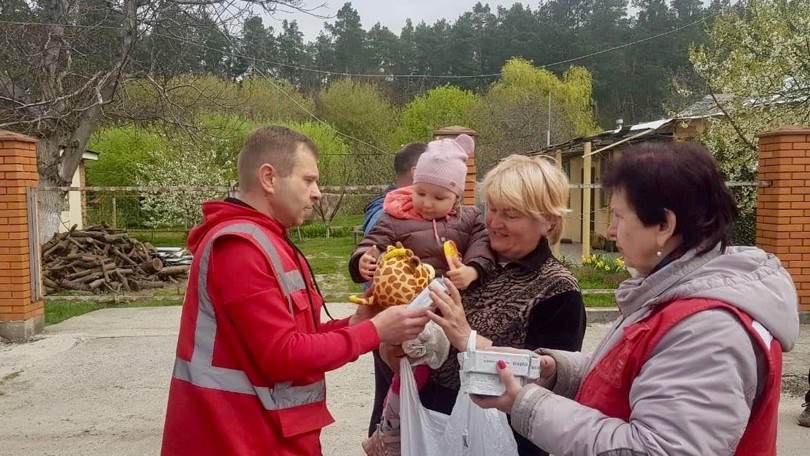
413, 134, 474, 196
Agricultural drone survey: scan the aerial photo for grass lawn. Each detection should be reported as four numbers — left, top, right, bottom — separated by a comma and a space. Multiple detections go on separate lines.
52, 215, 625, 324
293, 235, 362, 301
128, 215, 367, 248
45, 299, 182, 325
583, 294, 617, 307
128, 230, 187, 247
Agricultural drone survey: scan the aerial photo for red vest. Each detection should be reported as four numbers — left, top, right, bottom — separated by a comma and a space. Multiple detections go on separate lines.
575, 298, 781, 456
161, 220, 332, 456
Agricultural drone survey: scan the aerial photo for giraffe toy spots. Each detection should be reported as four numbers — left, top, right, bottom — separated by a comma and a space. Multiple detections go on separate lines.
348, 242, 435, 308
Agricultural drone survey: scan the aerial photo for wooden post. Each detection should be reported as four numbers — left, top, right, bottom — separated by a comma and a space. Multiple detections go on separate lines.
582, 142, 592, 259
111, 197, 117, 228
552, 149, 563, 258
433, 126, 480, 206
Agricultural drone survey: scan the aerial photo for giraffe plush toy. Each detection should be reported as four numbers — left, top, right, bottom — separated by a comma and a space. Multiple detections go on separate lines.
348, 242, 435, 308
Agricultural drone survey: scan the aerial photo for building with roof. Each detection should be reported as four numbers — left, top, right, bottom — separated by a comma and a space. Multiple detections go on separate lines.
528, 108, 716, 255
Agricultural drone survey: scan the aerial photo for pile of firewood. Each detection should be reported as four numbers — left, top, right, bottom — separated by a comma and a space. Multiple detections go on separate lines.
41, 225, 189, 293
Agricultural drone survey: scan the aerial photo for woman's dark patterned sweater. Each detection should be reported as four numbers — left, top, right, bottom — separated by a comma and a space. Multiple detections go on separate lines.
419, 238, 586, 456
426, 238, 586, 393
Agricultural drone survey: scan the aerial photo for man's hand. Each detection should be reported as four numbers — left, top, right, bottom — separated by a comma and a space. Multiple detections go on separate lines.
371, 306, 430, 345
359, 245, 380, 281
349, 299, 383, 326
445, 261, 478, 290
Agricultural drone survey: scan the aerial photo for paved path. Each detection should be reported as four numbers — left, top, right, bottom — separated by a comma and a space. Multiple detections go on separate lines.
0, 304, 807, 455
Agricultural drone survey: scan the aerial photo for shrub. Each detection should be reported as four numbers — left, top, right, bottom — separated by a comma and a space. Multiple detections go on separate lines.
732, 210, 756, 246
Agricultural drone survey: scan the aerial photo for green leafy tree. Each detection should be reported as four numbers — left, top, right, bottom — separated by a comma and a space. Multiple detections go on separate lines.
87, 126, 166, 187
394, 85, 483, 146
487, 59, 599, 136
121, 117, 355, 232
316, 79, 399, 151
316, 79, 399, 187
117, 75, 314, 125
239, 16, 279, 77
410, 19, 454, 87
322, 2, 369, 75
366, 23, 402, 76
689, 0, 810, 238
287, 121, 354, 234
86, 125, 167, 228
475, 58, 599, 172
222, 78, 314, 122
277, 19, 312, 87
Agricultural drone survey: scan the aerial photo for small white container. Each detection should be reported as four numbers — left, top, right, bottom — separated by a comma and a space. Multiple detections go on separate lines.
458, 331, 541, 396
407, 277, 449, 310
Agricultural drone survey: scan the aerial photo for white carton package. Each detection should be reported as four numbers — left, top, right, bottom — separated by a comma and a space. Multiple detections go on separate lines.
458, 331, 541, 396
407, 277, 448, 309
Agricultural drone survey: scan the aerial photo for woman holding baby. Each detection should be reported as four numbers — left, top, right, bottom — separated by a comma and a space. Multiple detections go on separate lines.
353, 142, 586, 456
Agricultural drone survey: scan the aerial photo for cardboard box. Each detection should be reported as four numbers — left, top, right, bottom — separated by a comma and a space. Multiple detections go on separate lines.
458, 349, 541, 396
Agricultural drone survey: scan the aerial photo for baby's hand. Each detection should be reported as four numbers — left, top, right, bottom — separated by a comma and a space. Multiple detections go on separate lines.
359, 245, 380, 281
446, 264, 478, 290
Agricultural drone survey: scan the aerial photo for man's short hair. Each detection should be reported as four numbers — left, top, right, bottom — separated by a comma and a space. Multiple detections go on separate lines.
393, 143, 427, 177
237, 126, 319, 191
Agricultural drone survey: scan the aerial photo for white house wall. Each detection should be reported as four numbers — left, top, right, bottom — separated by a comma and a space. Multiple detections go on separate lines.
58, 164, 84, 233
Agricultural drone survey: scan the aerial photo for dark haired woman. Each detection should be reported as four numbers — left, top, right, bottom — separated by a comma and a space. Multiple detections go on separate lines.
454, 141, 800, 456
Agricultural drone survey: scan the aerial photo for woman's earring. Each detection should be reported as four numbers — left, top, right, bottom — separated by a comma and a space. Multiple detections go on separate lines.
656, 248, 662, 257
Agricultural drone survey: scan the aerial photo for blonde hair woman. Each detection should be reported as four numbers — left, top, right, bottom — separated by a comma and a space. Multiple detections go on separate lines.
471, 142, 799, 456
423, 154, 586, 456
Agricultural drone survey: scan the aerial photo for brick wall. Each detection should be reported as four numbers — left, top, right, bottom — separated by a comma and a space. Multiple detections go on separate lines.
0, 130, 44, 340
756, 126, 810, 312
463, 155, 476, 206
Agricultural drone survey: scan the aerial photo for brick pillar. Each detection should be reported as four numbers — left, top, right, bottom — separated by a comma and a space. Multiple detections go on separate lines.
0, 130, 44, 340
433, 126, 479, 206
756, 126, 810, 312
461, 153, 477, 206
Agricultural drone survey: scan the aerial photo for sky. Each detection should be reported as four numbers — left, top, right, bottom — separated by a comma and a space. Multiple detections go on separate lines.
266, 0, 718, 41
266, 0, 520, 41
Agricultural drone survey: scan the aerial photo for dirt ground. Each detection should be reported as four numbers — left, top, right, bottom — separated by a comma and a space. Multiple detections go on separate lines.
0, 303, 807, 455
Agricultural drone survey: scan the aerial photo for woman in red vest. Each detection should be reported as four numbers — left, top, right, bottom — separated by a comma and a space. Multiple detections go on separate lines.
443, 141, 800, 456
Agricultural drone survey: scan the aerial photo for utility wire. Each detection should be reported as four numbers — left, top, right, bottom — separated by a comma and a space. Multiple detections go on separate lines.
0, 11, 721, 156
0, 12, 719, 79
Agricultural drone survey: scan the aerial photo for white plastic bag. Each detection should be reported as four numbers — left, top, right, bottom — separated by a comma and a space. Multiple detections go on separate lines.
442, 387, 519, 456
399, 331, 519, 456
399, 358, 452, 456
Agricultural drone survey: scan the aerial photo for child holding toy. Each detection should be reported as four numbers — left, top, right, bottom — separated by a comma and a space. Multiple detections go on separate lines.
349, 134, 495, 455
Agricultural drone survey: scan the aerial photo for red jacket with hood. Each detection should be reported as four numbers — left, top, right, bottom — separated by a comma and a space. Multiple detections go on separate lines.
161, 200, 379, 456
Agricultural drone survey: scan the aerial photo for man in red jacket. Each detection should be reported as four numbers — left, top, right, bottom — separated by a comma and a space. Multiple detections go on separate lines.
161, 126, 430, 456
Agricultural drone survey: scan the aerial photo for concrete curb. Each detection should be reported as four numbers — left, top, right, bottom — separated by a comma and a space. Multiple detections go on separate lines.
585, 308, 620, 324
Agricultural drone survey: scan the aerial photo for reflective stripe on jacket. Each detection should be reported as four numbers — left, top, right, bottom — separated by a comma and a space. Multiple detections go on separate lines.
161, 220, 332, 456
